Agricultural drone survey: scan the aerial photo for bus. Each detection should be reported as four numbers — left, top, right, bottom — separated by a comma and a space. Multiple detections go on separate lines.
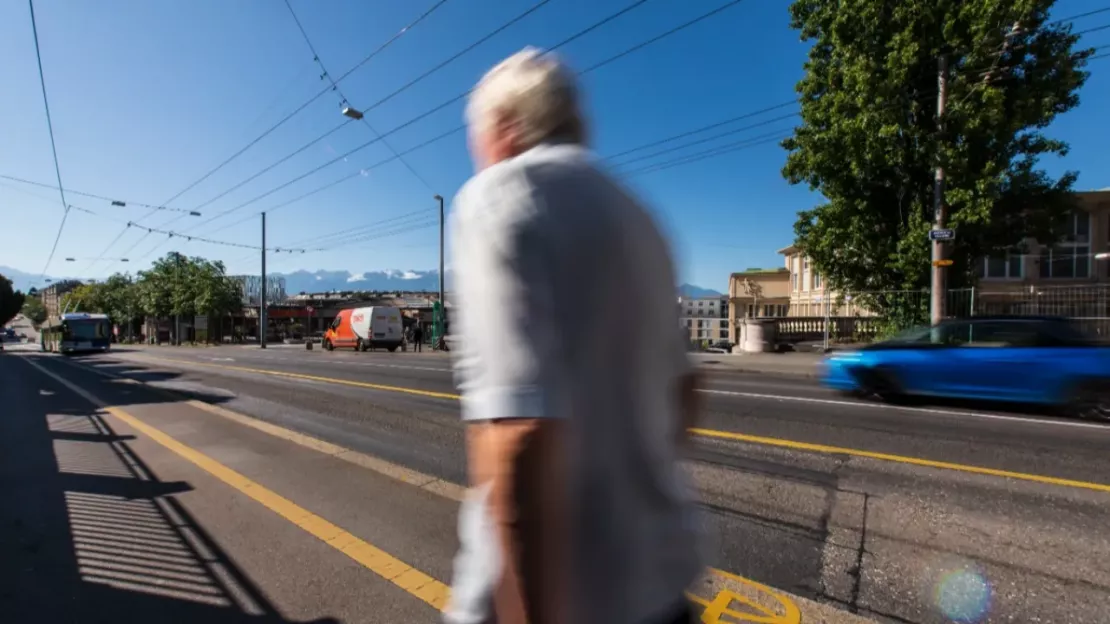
41, 313, 112, 355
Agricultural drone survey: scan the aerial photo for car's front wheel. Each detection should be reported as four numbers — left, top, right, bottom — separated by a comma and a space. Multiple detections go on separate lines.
853, 366, 909, 404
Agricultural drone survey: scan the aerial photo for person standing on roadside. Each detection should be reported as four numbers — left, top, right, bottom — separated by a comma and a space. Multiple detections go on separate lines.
445, 47, 704, 624
412, 322, 424, 353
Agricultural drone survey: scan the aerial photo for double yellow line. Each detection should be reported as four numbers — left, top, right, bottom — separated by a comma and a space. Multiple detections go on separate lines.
123, 354, 1110, 494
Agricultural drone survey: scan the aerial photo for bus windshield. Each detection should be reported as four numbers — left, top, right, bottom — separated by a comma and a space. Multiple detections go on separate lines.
64, 320, 109, 341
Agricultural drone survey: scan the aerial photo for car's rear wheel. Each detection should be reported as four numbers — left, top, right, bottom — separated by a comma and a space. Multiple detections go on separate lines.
357, 338, 367, 352
324, 339, 334, 351
1071, 380, 1110, 421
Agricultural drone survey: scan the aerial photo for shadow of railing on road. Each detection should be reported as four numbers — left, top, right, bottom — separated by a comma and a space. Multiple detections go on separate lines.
1, 365, 339, 624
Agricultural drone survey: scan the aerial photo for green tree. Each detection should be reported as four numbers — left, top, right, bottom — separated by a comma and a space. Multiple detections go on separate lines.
783, 0, 1095, 324
135, 252, 243, 343
61, 283, 104, 314
22, 296, 47, 325
0, 274, 25, 327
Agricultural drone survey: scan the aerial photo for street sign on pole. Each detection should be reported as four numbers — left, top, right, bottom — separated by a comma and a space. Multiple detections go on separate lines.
932, 259, 954, 267
929, 228, 956, 241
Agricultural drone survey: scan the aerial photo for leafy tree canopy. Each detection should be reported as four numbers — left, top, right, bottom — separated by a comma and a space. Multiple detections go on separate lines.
62, 252, 243, 324
21, 296, 47, 325
783, 0, 1095, 317
0, 274, 25, 327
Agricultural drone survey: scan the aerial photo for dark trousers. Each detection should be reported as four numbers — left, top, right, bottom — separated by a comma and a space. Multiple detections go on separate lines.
414, 338, 422, 352
651, 601, 694, 624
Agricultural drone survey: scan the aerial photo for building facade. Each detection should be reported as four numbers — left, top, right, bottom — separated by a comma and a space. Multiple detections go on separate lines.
230, 275, 288, 306
678, 295, 730, 344
975, 191, 1110, 287
728, 189, 1110, 342
41, 280, 82, 319
725, 269, 793, 345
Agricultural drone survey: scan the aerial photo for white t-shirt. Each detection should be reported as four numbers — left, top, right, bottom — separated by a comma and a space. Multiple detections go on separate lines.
446, 141, 702, 624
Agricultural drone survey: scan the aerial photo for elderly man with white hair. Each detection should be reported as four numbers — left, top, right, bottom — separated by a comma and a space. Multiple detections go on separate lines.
446, 47, 704, 624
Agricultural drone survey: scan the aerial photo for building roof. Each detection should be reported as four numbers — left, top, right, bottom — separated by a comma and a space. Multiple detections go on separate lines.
776, 245, 798, 255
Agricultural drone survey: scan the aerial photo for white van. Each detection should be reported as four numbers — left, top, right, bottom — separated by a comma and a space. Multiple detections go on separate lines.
349, 306, 403, 352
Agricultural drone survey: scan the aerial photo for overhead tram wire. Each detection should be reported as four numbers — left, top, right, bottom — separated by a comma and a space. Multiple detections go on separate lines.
0, 174, 203, 215
156, 0, 454, 211
27, 0, 71, 281
266, 47, 1110, 257
57, 201, 309, 253
205, 125, 465, 237
283, 0, 436, 192
100, 0, 455, 271
276, 209, 438, 251
606, 111, 800, 168
616, 56, 1110, 178
174, 0, 561, 243
193, 0, 639, 240
357, 0, 557, 115
188, 0, 745, 235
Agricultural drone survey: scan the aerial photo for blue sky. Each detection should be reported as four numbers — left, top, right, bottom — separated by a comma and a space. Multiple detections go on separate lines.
1, 0, 1108, 292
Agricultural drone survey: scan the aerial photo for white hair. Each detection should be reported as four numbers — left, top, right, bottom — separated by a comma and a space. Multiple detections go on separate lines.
466, 47, 585, 148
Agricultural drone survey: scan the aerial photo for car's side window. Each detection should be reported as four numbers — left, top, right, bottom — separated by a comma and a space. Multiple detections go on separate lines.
959, 321, 1039, 348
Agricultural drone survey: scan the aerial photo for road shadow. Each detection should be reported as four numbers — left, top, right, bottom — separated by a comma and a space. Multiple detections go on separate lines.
23, 354, 240, 409
0, 356, 339, 624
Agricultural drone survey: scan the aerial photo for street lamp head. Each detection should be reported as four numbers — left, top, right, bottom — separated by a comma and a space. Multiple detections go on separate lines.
434, 194, 443, 202
189, 211, 201, 216
341, 106, 364, 120
120, 258, 130, 263
65, 258, 75, 262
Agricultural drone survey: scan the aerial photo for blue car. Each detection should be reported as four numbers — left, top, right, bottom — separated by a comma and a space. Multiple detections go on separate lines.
821, 316, 1110, 419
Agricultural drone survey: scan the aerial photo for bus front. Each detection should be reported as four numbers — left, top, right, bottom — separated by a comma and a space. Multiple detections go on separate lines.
57, 314, 112, 354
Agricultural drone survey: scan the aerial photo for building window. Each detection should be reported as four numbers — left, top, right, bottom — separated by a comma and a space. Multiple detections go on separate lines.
802, 258, 811, 291
1040, 211, 1091, 279
813, 271, 822, 289
983, 254, 1023, 279
1040, 248, 1090, 278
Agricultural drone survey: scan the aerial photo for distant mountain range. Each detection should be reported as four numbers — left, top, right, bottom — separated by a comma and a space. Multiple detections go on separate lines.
1, 265, 721, 299
277, 269, 444, 294
0, 266, 64, 293
678, 283, 722, 298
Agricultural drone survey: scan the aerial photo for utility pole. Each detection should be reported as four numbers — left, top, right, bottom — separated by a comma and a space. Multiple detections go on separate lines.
261, 212, 267, 349
930, 55, 949, 325
175, 253, 182, 346
434, 194, 445, 348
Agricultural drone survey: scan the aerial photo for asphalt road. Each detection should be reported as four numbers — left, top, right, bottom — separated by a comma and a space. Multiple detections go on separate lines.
3, 313, 39, 351
5, 344, 1110, 623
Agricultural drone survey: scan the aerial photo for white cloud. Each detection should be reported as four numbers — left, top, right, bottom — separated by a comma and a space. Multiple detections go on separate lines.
347, 273, 365, 283
315, 275, 322, 280
400, 271, 422, 280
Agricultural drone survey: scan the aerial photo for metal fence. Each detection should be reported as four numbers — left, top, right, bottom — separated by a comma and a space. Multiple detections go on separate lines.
777, 284, 1110, 343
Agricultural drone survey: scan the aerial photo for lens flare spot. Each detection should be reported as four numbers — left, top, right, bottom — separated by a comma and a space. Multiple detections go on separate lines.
934, 567, 991, 623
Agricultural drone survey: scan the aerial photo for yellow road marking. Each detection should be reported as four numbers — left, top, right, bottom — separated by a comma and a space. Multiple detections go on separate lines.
127, 353, 1110, 494
52, 354, 802, 615
128, 354, 462, 400
687, 570, 802, 622
21, 356, 452, 612
691, 427, 1110, 494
